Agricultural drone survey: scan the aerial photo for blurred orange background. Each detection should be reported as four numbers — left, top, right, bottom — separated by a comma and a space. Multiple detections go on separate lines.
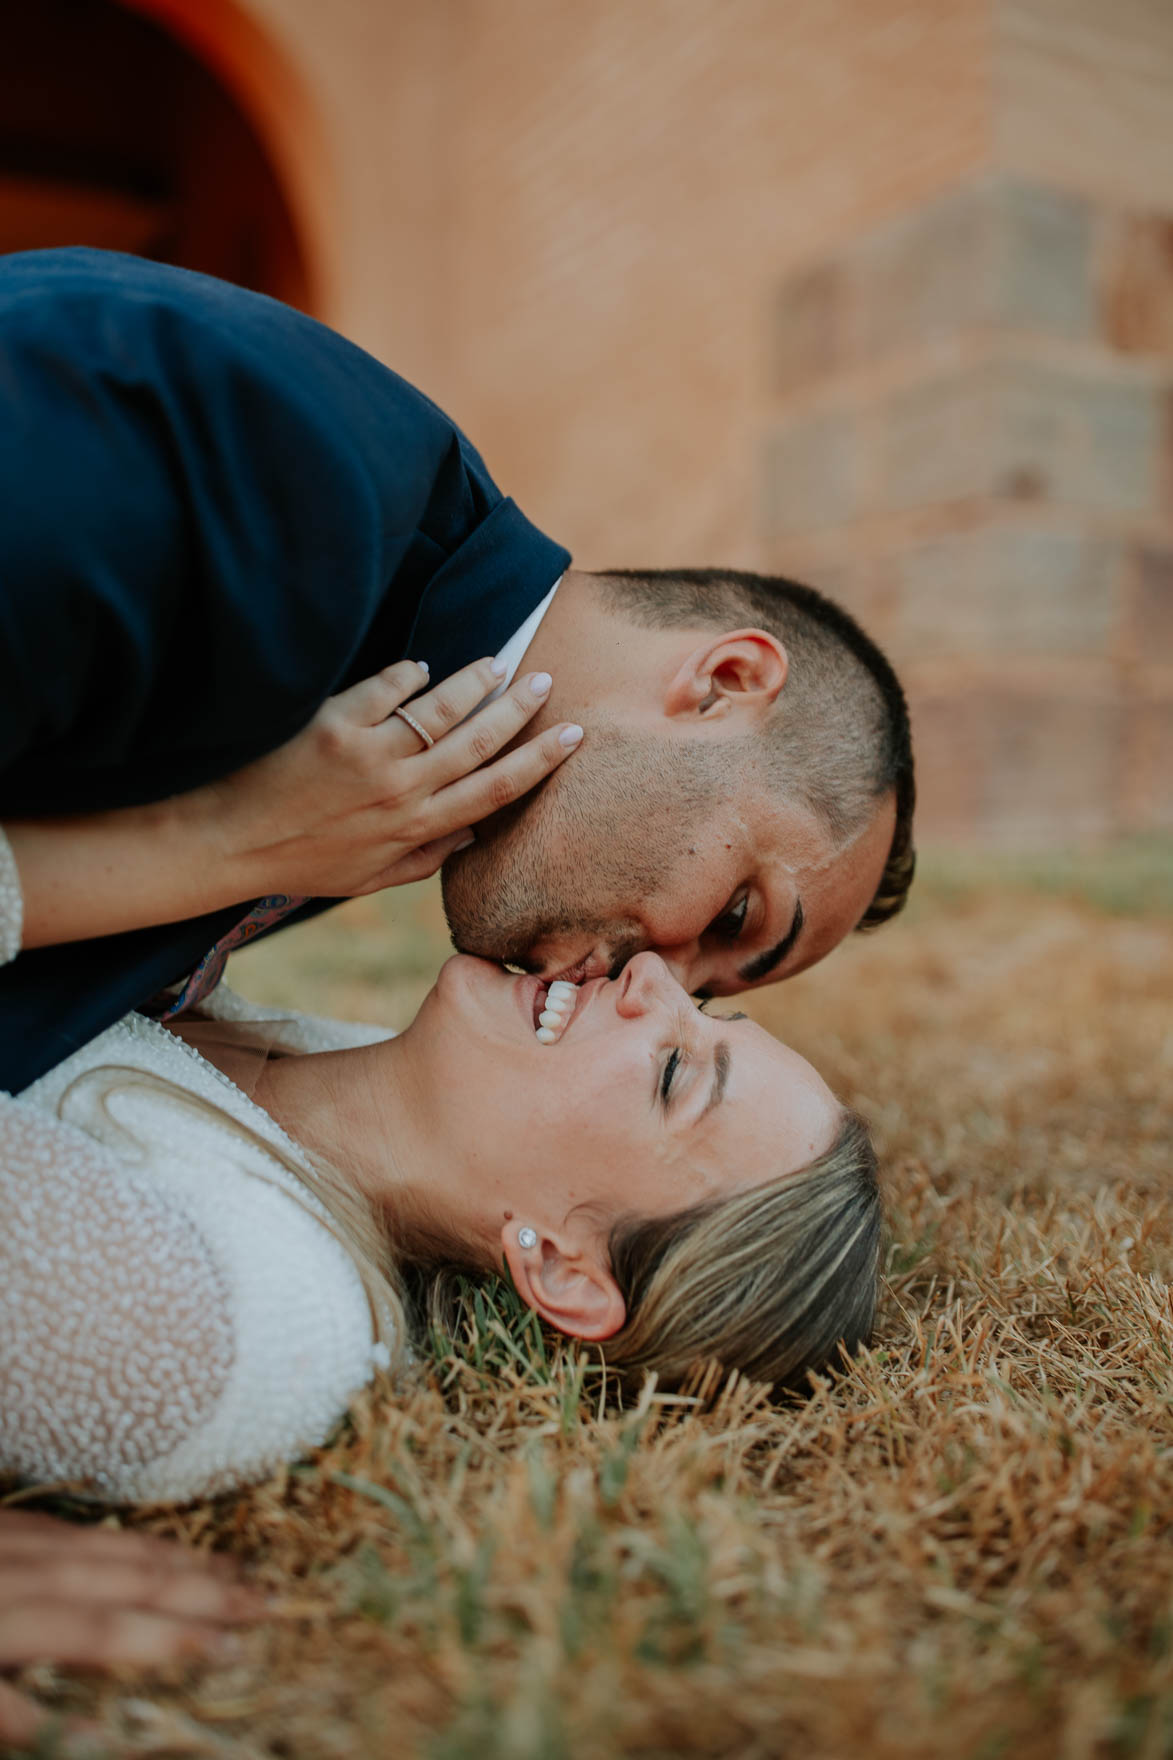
4, 0, 1171, 847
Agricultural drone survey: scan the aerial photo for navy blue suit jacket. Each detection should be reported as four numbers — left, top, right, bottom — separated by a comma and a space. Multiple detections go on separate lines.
0, 250, 570, 1090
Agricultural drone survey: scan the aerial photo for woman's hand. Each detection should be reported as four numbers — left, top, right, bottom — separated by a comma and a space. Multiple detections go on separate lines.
6, 657, 582, 951
199, 655, 583, 898
0, 1510, 263, 1750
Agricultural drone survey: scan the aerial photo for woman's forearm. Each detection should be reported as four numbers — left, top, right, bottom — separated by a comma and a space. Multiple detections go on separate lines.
2, 656, 578, 956
3, 793, 256, 952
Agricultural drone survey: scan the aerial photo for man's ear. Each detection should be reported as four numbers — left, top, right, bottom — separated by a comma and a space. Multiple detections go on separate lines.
662, 629, 788, 724
501, 1225, 626, 1342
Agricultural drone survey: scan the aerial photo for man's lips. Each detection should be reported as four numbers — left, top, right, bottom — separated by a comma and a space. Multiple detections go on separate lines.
545, 952, 613, 985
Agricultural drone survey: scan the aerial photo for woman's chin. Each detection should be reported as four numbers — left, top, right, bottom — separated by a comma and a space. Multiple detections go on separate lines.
434, 951, 511, 1015
443, 951, 508, 982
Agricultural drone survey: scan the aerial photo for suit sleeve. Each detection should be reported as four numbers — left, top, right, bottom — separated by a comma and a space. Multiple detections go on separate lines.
0, 249, 477, 816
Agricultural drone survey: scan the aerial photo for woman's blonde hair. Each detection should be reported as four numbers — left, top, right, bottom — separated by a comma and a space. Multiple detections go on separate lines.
68, 1068, 880, 1398
600, 1111, 881, 1391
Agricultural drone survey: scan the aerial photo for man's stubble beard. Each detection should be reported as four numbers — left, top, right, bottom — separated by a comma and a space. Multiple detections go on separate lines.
440, 725, 729, 968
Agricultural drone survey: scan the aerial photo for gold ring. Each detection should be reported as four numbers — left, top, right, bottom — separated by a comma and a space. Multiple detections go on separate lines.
392, 706, 435, 748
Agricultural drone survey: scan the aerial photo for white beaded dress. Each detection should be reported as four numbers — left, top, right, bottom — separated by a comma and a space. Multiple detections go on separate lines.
0, 826, 21, 967
0, 858, 396, 1504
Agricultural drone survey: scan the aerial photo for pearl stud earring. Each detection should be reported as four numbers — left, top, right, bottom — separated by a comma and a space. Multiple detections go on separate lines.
517, 1226, 538, 1250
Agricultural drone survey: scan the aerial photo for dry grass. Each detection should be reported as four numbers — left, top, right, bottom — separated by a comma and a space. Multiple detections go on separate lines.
10, 845, 1173, 1760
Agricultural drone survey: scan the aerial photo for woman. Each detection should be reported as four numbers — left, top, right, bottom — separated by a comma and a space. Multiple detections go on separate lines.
0, 947, 880, 1504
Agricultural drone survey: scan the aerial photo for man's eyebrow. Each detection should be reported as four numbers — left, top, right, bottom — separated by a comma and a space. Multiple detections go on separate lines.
699, 1040, 731, 1121
738, 899, 805, 984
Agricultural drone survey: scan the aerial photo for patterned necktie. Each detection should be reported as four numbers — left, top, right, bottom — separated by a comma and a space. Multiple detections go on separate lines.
149, 894, 308, 1020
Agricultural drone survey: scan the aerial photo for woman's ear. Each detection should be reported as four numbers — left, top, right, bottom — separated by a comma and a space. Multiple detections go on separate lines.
501, 1225, 626, 1342
663, 628, 788, 723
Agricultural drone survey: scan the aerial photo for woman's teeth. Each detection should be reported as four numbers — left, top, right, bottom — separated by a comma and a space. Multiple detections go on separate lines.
535, 979, 578, 1044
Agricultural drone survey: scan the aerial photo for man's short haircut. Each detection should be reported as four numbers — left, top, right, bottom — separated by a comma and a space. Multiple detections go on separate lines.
594, 568, 915, 930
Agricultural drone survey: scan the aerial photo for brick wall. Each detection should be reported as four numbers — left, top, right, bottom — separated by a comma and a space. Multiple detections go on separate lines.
239, 0, 1173, 842
764, 175, 1173, 840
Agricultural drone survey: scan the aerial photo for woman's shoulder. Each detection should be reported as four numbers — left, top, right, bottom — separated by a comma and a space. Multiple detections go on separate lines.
22, 1011, 238, 1106
4, 1016, 386, 1502
23, 1009, 324, 1176
16, 1009, 364, 1302
198, 983, 396, 1053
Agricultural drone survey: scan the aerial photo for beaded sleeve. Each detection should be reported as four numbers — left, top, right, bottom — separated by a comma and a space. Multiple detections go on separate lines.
0, 827, 22, 965
0, 1097, 235, 1500
1, 1021, 385, 1503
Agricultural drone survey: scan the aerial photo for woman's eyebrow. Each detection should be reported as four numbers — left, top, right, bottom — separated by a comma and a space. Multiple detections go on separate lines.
698, 1041, 731, 1121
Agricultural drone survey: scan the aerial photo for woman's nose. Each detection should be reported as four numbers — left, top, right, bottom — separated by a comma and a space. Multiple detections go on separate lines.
615, 951, 687, 1017
654, 940, 703, 993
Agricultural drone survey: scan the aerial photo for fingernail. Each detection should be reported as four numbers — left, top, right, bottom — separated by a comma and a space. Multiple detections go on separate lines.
452, 831, 475, 851
415, 660, 429, 676
559, 723, 584, 748
529, 672, 552, 697
490, 655, 508, 677
211, 1633, 245, 1661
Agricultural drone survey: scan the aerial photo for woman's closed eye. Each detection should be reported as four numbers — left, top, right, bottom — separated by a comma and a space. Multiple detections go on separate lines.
661, 1000, 745, 1110
660, 1048, 682, 1104
659, 1005, 713, 1107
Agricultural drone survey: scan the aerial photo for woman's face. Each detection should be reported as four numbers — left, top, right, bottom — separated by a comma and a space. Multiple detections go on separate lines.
407, 952, 840, 1227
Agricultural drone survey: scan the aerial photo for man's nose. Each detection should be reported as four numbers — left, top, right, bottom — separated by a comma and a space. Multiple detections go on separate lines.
654, 939, 705, 995
656, 941, 747, 999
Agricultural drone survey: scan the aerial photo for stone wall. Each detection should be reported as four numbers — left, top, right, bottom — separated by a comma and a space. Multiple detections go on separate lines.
764, 175, 1173, 841
237, 0, 992, 568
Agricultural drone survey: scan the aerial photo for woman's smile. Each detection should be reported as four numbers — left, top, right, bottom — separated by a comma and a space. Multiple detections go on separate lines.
512, 970, 611, 1042
423, 951, 840, 1211
534, 978, 579, 1041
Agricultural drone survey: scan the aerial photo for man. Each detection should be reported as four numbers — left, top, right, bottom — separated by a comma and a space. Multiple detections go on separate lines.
0, 247, 915, 1742
442, 563, 913, 997
0, 248, 913, 1092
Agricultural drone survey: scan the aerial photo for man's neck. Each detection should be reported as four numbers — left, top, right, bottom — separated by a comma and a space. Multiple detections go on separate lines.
521, 569, 655, 716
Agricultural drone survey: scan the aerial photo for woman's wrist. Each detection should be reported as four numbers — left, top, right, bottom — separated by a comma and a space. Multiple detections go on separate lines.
4, 790, 264, 951
168, 779, 271, 899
